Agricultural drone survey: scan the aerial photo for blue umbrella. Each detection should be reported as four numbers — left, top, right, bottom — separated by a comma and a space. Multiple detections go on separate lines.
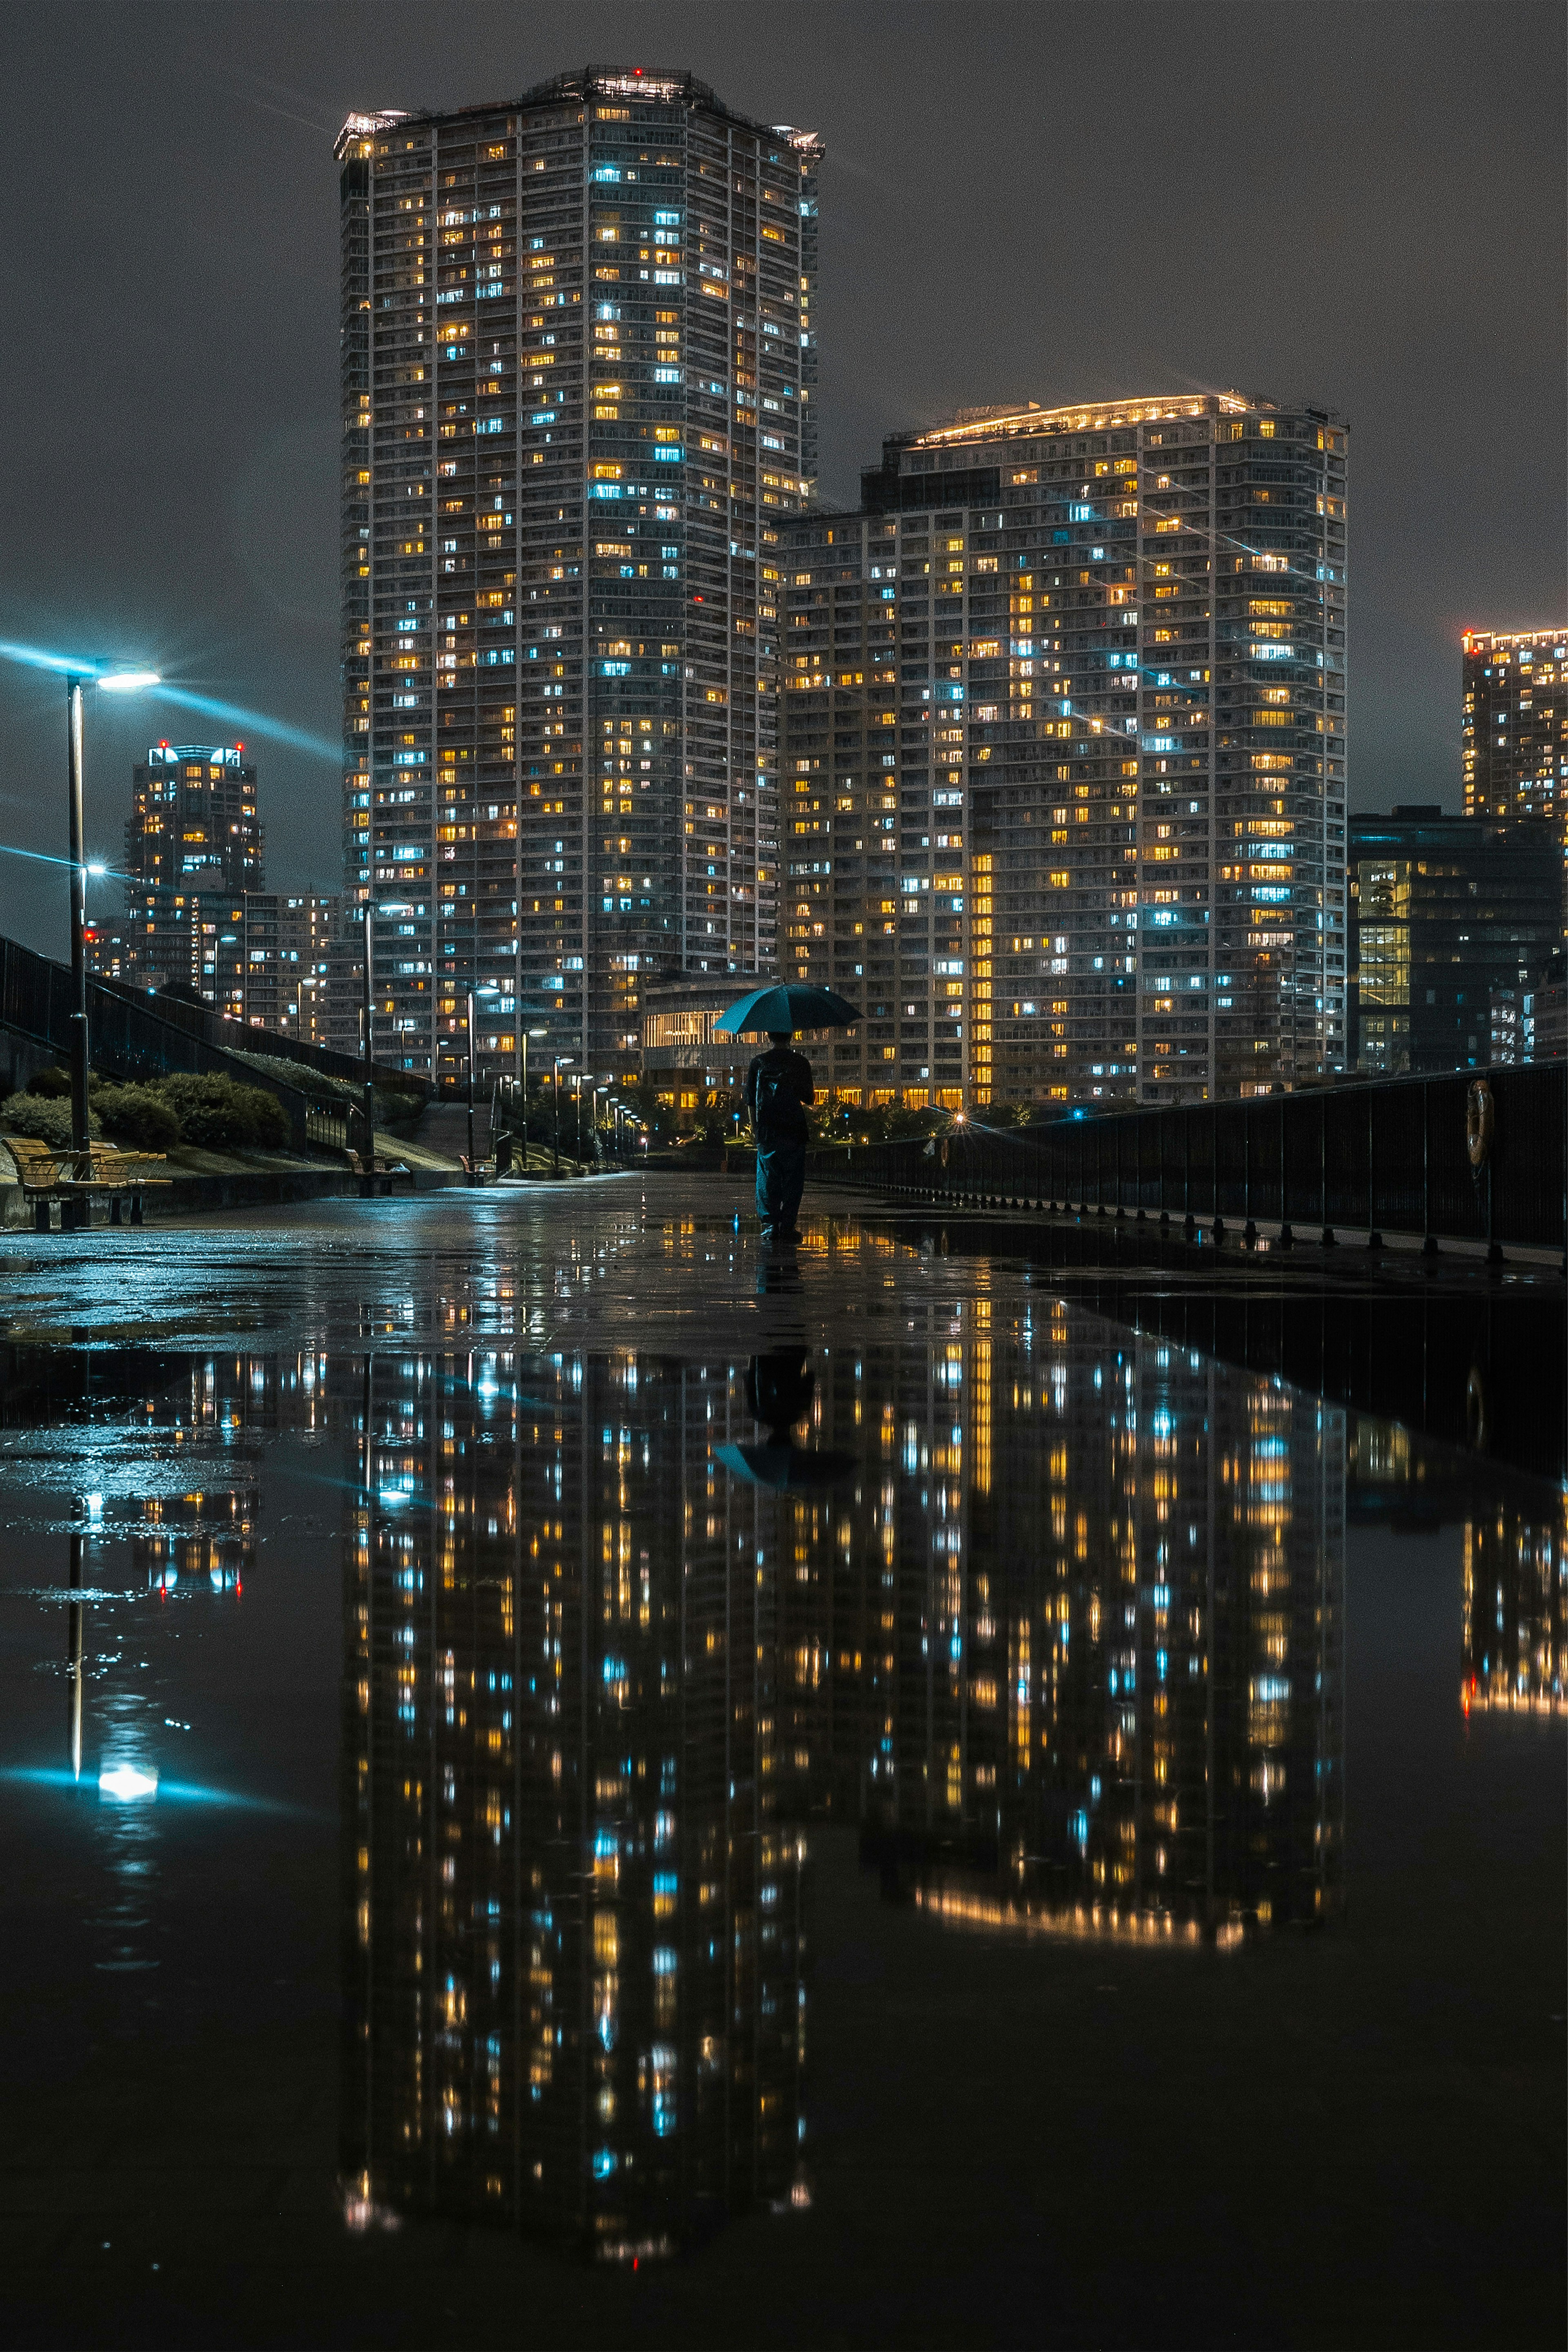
715, 982, 861, 1037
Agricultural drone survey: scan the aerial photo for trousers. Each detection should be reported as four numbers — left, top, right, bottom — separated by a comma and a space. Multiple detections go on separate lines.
755, 1132, 806, 1232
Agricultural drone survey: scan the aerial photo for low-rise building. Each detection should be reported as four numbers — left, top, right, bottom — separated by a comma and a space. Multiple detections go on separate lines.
1349, 806, 1561, 1073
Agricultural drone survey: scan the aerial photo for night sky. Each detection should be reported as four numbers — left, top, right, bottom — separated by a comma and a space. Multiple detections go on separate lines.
1, 0, 1562, 960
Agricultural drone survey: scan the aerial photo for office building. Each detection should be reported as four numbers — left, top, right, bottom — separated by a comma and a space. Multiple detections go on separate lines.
336, 71, 821, 1089
1462, 628, 1568, 935
781, 391, 1348, 1109
1348, 806, 1561, 1073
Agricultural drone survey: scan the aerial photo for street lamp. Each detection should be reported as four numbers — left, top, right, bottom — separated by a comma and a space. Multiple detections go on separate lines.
466, 984, 519, 1177
360, 898, 414, 1191
464, 989, 479, 1177
64, 667, 160, 1188
551, 1056, 574, 1176
517, 1027, 547, 1176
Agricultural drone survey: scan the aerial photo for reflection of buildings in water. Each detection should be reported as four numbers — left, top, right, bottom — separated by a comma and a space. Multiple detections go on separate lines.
1463, 1504, 1567, 1718
139, 1355, 331, 1595
788, 1301, 1346, 1946
61, 1287, 1350, 2251
1352, 1417, 1567, 1719
342, 1352, 806, 2261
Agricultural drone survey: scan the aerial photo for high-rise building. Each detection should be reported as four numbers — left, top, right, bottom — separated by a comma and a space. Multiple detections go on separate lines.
1347, 806, 1561, 1073
782, 392, 1348, 1109
335, 71, 821, 1089
112, 742, 263, 995
220, 892, 343, 1044
1462, 627, 1568, 940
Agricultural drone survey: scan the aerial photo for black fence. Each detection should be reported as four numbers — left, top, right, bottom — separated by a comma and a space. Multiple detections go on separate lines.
0, 935, 347, 1155
813, 1065, 1567, 1258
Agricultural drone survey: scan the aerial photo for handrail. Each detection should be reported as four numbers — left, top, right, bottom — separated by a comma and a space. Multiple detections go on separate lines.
810, 1064, 1568, 1259
0, 935, 341, 1153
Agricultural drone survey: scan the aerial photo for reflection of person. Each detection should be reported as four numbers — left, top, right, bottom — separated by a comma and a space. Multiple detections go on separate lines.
715, 1351, 857, 1491
745, 1030, 814, 1243
746, 1349, 815, 1438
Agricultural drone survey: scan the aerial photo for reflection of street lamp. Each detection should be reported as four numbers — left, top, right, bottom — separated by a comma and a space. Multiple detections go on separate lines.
67, 668, 160, 1184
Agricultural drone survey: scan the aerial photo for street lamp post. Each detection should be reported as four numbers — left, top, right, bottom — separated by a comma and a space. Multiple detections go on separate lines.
66, 683, 89, 1165
464, 989, 478, 1178
359, 898, 414, 1195
360, 899, 376, 1190
64, 667, 159, 1217
552, 1057, 573, 1176
517, 1027, 546, 1178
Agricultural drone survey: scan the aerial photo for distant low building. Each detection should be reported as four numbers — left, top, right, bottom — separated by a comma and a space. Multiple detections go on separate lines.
1348, 806, 1561, 1074
639, 974, 763, 1125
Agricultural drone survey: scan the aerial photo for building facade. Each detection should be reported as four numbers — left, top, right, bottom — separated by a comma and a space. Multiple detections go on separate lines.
1347, 806, 1561, 1074
781, 391, 1348, 1111
89, 740, 342, 1038
1463, 627, 1567, 894
336, 70, 820, 1089
113, 742, 263, 996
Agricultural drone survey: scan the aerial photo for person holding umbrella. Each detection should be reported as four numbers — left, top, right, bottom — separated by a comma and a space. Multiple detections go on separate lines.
716, 980, 860, 1245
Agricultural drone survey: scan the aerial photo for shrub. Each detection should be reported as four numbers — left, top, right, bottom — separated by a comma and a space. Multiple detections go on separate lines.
1, 1093, 98, 1146
375, 1088, 423, 1127
152, 1073, 290, 1149
227, 1048, 360, 1104
25, 1067, 72, 1099
93, 1084, 182, 1152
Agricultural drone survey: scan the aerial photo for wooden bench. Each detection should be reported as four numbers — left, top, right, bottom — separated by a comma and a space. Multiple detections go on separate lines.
344, 1149, 415, 1192
1, 1137, 172, 1230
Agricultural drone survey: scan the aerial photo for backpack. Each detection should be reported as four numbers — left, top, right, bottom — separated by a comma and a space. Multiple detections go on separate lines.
753, 1054, 803, 1132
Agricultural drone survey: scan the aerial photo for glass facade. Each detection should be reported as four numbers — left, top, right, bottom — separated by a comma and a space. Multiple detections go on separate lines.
336, 73, 820, 1087
782, 393, 1348, 1109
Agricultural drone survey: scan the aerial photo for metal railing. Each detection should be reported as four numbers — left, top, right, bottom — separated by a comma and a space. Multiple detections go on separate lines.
0, 935, 344, 1155
91, 972, 423, 1100
813, 1064, 1567, 1258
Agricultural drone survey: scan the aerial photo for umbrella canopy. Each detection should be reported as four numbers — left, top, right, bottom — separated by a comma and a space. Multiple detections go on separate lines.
715, 982, 860, 1038
714, 1442, 860, 1494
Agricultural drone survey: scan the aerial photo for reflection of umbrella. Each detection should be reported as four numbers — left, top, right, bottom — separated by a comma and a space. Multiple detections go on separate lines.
715, 982, 860, 1038
715, 1442, 859, 1493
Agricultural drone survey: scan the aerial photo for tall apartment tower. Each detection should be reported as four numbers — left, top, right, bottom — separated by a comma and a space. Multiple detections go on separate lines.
1462, 627, 1568, 939
782, 392, 1347, 1109
118, 742, 263, 995
336, 70, 820, 1086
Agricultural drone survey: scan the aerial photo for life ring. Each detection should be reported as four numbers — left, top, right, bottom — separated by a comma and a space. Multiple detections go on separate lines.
1465, 1078, 1494, 1171
1466, 1363, 1489, 1454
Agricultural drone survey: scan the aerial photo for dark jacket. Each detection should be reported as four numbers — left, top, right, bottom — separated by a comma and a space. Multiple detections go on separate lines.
746, 1045, 814, 1137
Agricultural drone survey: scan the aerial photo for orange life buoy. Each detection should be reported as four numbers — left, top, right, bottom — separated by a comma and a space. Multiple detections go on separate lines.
1465, 1078, 1494, 1172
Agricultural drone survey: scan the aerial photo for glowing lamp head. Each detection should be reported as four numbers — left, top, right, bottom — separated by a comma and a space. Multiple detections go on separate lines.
98, 669, 160, 694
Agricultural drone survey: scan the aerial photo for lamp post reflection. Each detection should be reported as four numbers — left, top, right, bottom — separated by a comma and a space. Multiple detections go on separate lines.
67, 1514, 85, 1782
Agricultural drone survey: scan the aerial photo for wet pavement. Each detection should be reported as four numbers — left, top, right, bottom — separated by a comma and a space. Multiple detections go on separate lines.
0, 1176, 1562, 2348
